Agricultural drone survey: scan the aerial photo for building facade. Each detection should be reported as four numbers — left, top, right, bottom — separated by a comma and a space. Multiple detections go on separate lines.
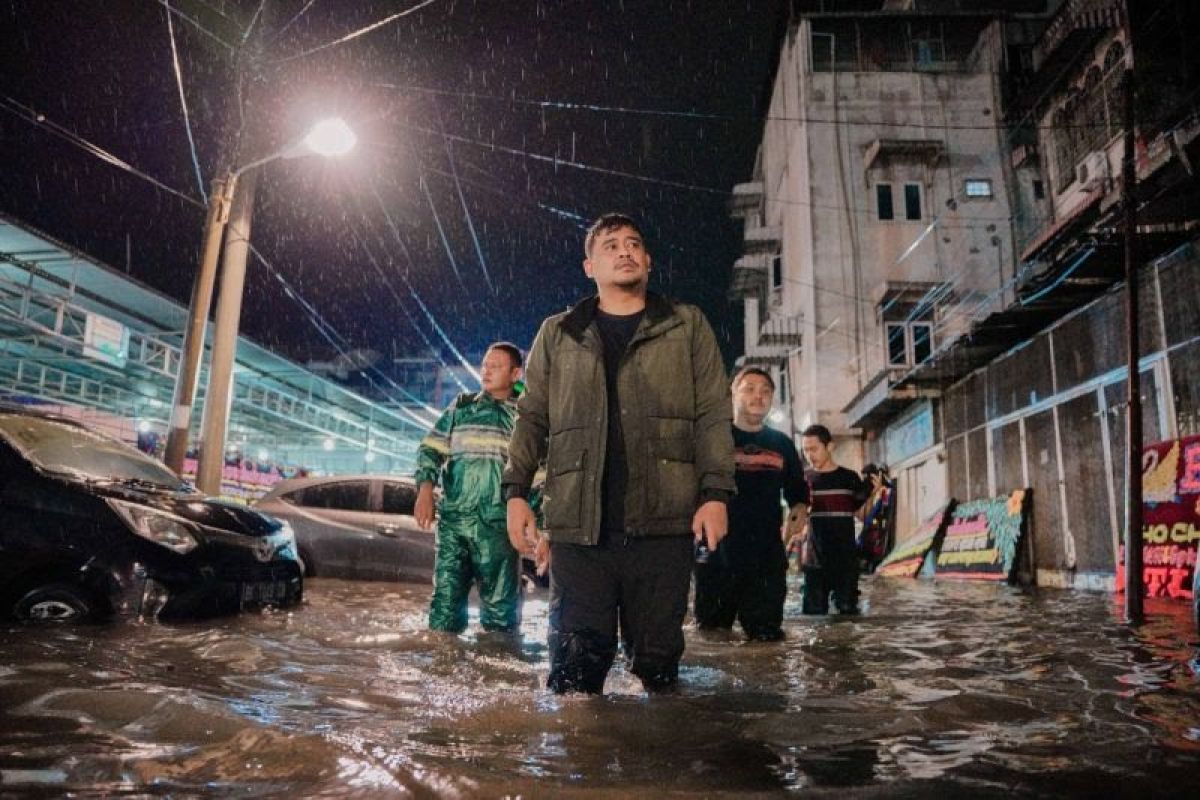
731, 0, 1200, 588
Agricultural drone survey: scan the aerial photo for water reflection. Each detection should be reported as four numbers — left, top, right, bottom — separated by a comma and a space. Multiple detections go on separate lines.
1, 578, 1198, 796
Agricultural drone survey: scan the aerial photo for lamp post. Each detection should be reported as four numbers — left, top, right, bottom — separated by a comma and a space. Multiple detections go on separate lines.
163, 118, 356, 493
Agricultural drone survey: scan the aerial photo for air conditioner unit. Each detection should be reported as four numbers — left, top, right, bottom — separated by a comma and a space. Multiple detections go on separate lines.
1075, 151, 1110, 187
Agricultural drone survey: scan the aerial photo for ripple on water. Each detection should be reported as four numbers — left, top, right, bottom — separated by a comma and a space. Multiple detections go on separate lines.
1, 576, 1198, 796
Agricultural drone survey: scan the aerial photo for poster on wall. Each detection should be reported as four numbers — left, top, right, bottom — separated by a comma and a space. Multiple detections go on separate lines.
1116, 434, 1200, 601
877, 500, 956, 578
935, 489, 1031, 582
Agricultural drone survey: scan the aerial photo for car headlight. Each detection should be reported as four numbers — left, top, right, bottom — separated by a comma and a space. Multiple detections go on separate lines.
107, 499, 199, 555
274, 520, 298, 559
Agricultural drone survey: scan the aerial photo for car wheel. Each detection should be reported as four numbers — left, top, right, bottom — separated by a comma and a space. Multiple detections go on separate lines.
13, 583, 97, 623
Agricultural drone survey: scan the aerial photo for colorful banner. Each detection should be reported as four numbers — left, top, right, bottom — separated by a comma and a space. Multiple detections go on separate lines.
1116, 435, 1200, 601
935, 490, 1031, 581
877, 500, 956, 578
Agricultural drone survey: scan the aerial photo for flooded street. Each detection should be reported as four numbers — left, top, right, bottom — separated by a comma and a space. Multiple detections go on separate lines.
2, 577, 1199, 798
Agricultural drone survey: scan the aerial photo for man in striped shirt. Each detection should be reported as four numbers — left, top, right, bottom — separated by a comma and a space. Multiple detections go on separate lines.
797, 424, 870, 615
414, 342, 528, 633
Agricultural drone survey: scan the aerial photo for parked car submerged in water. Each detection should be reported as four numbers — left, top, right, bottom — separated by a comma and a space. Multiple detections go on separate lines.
254, 475, 436, 583
0, 407, 302, 622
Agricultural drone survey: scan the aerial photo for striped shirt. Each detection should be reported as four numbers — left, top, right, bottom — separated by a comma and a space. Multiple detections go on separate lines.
806, 466, 869, 539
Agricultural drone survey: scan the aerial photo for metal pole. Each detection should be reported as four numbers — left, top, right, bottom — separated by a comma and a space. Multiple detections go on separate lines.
164, 175, 237, 475
196, 169, 259, 496
1121, 62, 1143, 625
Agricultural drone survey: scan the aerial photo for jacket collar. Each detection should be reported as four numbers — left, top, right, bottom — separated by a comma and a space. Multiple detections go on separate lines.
466, 389, 520, 407
560, 291, 677, 343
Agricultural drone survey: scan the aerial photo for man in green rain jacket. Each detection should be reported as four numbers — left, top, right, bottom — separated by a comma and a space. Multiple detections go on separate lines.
414, 342, 533, 633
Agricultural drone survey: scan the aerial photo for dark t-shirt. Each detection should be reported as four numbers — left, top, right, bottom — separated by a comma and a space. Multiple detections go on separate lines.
806, 466, 869, 541
728, 425, 808, 559
595, 308, 644, 536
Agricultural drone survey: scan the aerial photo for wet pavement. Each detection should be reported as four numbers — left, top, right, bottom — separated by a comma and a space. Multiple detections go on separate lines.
1, 576, 1199, 798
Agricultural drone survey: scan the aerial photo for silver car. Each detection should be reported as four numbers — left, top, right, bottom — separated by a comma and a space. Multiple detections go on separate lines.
254, 475, 435, 583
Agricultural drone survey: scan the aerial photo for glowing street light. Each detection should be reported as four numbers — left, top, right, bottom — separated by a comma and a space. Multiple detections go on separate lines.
303, 117, 357, 157
164, 118, 357, 494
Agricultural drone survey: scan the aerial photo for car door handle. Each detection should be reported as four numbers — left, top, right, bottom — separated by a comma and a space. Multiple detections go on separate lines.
376, 523, 401, 537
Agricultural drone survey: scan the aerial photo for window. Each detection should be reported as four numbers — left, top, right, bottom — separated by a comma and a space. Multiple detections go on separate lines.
1032, 179, 1045, 200
904, 183, 922, 220
885, 322, 934, 367
301, 481, 370, 511
912, 323, 933, 364
770, 253, 783, 292
876, 184, 895, 220
886, 323, 908, 366
381, 481, 417, 515
964, 179, 993, 199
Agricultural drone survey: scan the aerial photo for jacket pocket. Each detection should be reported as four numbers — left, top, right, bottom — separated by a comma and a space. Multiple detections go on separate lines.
648, 437, 697, 521
543, 449, 586, 530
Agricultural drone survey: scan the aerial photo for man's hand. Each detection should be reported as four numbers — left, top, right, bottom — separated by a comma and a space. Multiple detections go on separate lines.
414, 482, 436, 531
507, 497, 538, 555
534, 536, 551, 577
692, 500, 728, 551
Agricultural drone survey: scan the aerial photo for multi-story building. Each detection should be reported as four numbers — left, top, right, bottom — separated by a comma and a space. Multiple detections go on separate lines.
731, 2, 1050, 540
730, 0, 1200, 588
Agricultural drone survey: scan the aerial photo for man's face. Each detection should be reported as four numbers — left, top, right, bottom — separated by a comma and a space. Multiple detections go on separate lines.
801, 435, 833, 469
584, 225, 651, 291
480, 348, 521, 395
733, 373, 774, 422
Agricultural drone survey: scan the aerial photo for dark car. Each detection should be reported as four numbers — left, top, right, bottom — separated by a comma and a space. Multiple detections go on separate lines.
0, 407, 302, 622
254, 475, 436, 583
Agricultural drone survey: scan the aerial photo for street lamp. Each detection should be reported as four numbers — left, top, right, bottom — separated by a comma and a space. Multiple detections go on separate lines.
163, 118, 356, 495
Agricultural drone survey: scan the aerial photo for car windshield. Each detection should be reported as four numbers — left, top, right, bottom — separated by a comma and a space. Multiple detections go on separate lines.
0, 413, 187, 490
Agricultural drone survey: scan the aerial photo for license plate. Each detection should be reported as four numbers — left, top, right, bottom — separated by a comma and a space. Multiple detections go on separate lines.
240, 581, 289, 605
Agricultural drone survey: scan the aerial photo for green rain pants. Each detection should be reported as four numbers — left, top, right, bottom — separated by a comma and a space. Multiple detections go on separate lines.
428, 514, 521, 633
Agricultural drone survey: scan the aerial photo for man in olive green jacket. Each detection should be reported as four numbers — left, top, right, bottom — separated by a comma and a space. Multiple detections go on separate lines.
503, 213, 735, 694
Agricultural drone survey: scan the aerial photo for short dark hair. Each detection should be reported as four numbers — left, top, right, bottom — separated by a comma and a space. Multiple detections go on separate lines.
731, 366, 775, 391
585, 213, 644, 257
486, 341, 523, 368
801, 424, 832, 444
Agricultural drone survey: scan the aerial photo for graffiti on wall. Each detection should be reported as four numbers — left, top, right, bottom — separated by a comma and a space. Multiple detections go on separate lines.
1116, 435, 1200, 600
935, 489, 1031, 581
877, 500, 956, 578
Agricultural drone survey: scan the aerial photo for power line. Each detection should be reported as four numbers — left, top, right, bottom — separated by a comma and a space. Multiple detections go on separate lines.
362, 180, 481, 386
268, 0, 321, 44
385, 109, 1025, 222
0, 94, 204, 209
376, 80, 1140, 133
163, 0, 208, 203
271, 0, 440, 63
344, 186, 474, 394
435, 103, 495, 294
146, 0, 235, 51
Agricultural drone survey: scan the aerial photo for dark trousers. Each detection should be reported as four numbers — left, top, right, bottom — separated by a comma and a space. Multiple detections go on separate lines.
694, 540, 787, 640
547, 535, 693, 694
801, 528, 859, 615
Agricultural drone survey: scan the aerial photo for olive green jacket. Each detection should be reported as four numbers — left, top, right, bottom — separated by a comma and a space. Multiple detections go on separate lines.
502, 293, 735, 544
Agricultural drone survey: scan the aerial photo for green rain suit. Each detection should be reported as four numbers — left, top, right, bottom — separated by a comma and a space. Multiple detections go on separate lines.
415, 390, 526, 632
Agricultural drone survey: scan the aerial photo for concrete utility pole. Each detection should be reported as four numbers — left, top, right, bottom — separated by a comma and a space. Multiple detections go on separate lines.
195, 169, 258, 495
1121, 58, 1143, 625
163, 175, 236, 475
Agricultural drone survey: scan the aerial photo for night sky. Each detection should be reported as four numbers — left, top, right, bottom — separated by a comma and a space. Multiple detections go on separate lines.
0, 0, 785, 396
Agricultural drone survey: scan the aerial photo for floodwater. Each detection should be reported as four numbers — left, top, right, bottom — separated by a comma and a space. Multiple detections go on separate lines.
1, 577, 1198, 798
